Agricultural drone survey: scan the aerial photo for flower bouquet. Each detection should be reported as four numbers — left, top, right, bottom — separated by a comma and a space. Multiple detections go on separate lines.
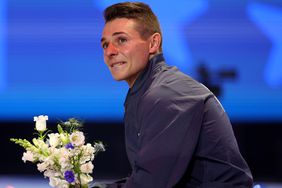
10, 115, 105, 188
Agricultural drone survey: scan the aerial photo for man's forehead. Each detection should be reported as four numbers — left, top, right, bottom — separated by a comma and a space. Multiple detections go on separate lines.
102, 19, 139, 38
101, 31, 127, 43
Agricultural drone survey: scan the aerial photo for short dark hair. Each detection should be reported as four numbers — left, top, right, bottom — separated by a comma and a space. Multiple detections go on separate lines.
103, 2, 162, 51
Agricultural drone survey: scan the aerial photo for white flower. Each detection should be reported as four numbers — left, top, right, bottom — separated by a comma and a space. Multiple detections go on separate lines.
49, 177, 60, 187
49, 177, 69, 188
37, 155, 56, 172
37, 161, 49, 172
83, 143, 95, 155
53, 147, 72, 170
70, 131, 85, 146
80, 162, 94, 173
48, 133, 61, 147
80, 174, 93, 185
44, 169, 59, 178
34, 115, 48, 131
22, 150, 34, 163
79, 144, 95, 164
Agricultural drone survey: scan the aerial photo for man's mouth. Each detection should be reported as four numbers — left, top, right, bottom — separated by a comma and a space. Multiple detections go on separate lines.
111, 61, 126, 68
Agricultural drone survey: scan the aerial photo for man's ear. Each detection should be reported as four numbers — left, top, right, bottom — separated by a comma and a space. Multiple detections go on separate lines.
149, 33, 161, 54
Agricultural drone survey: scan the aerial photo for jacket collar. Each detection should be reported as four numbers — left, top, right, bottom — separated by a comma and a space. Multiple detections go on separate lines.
124, 53, 165, 106
130, 53, 165, 94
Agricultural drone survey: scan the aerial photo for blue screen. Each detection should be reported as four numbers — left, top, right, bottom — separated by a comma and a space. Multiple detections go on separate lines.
0, 0, 282, 122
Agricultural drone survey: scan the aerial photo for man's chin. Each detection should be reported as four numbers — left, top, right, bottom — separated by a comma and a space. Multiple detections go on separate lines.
112, 76, 125, 82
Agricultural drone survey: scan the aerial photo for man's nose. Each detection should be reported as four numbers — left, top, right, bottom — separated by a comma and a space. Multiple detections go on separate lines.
105, 42, 118, 56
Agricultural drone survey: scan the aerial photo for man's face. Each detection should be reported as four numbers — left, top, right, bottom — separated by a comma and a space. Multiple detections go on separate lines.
101, 18, 151, 87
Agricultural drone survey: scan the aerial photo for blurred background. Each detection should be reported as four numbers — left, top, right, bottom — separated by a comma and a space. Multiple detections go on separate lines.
0, 0, 282, 187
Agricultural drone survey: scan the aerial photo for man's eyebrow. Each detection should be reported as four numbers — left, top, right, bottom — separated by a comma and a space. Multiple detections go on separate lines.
101, 32, 128, 43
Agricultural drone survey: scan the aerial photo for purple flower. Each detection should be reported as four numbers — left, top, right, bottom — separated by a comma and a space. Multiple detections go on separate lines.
64, 170, 75, 183
65, 142, 74, 149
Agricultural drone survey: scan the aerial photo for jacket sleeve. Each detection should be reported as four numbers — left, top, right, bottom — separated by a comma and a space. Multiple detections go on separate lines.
122, 86, 207, 188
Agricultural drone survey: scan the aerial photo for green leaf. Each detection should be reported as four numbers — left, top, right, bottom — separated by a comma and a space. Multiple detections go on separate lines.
57, 124, 64, 134
10, 138, 33, 149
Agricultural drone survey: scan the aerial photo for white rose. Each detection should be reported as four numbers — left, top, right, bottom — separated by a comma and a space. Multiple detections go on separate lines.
22, 150, 34, 163
34, 115, 48, 131
70, 131, 85, 146
48, 133, 61, 147
80, 162, 94, 173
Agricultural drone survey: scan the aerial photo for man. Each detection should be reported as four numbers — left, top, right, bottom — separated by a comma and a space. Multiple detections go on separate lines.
99, 2, 253, 188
